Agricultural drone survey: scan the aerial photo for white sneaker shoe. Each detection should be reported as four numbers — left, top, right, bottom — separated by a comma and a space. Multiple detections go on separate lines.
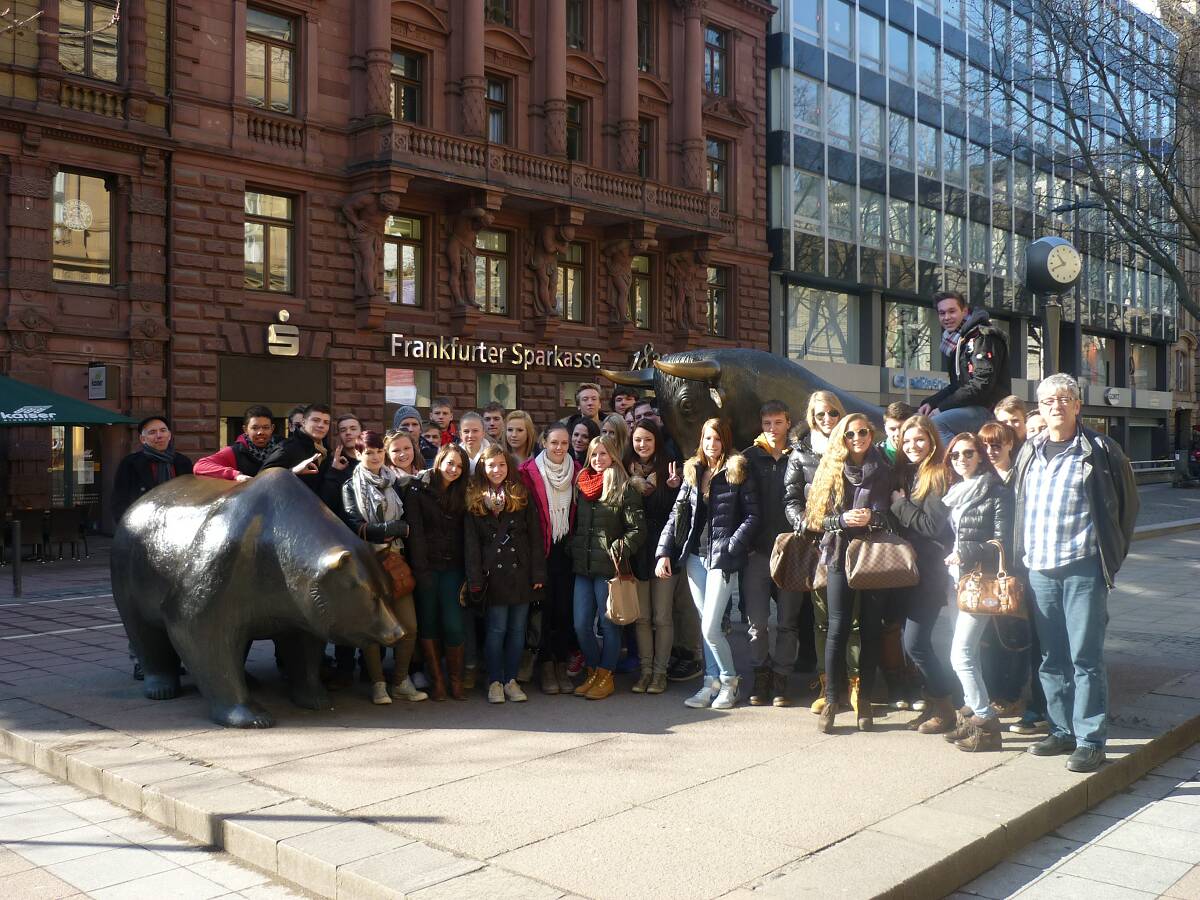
371, 682, 392, 705
711, 676, 740, 710
487, 681, 505, 704
504, 679, 528, 702
389, 677, 428, 702
684, 678, 720, 709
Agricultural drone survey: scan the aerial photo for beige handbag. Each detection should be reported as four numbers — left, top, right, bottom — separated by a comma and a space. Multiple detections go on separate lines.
845, 529, 920, 590
957, 540, 1024, 616
605, 546, 640, 625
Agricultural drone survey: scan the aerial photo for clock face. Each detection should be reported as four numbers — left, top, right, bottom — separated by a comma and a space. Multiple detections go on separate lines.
1046, 244, 1082, 284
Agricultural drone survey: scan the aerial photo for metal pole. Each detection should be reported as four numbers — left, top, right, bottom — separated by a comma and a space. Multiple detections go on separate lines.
901, 307, 912, 405
1074, 215, 1083, 378
11, 519, 21, 599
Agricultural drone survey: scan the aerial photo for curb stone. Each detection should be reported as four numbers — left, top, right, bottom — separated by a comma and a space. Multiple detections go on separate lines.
742, 673, 1200, 899
1132, 517, 1200, 541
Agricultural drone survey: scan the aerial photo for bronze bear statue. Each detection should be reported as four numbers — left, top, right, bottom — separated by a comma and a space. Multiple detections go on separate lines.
111, 469, 404, 728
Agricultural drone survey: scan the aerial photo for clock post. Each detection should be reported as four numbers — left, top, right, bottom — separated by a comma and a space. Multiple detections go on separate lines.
1025, 235, 1084, 377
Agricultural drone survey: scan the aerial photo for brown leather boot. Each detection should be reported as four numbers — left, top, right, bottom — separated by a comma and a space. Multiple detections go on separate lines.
444, 644, 467, 700
917, 695, 958, 735
956, 715, 1002, 752
574, 667, 598, 696
943, 705, 975, 743
818, 700, 838, 734
420, 640, 446, 701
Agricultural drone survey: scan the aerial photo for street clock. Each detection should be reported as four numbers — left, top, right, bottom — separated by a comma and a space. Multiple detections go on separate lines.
1025, 236, 1083, 295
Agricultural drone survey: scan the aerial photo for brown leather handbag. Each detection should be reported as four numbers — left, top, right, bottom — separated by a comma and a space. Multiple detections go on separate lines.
378, 547, 417, 597
957, 540, 1024, 616
770, 531, 822, 592
845, 529, 920, 590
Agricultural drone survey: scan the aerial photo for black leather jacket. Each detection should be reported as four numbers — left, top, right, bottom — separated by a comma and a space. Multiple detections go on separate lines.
783, 433, 823, 531
923, 306, 1011, 412
1011, 426, 1139, 588
339, 479, 409, 545
947, 472, 1013, 574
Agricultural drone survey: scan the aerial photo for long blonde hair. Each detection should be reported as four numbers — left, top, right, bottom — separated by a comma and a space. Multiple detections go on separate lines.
601, 413, 630, 459
806, 390, 846, 433
579, 435, 630, 504
504, 409, 538, 460
805, 413, 875, 527
894, 415, 947, 501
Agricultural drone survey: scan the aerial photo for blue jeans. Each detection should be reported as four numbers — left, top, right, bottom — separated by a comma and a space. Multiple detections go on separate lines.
684, 555, 737, 680
1028, 555, 1109, 750
930, 405, 991, 445
484, 603, 529, 685
574, 576, 621, 671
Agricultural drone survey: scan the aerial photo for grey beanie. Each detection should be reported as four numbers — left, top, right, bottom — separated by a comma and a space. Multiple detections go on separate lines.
392, 405, 422, 429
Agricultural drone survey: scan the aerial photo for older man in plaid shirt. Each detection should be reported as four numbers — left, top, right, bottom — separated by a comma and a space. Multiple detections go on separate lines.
1011, 374, 1138, 773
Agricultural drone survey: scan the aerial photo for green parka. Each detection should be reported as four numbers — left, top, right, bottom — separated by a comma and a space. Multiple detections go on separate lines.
570, 481, 645, 578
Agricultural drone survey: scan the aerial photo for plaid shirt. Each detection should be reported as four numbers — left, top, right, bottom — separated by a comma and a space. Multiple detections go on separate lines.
1021, 431, 1097, 571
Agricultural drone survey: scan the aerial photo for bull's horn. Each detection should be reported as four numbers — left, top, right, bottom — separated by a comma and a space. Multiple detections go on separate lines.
653, 359, 721, 383
600, 368, 655, 386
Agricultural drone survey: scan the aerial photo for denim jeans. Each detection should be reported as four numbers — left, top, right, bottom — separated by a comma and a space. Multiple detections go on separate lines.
483, 603, 529, 686
897, 579, 955, 698
574, 575, 622, 671
684, 555, 737, 680
825, 570, 883, 703
739, 551, 802, 676
1028, 555, 1109, 750
930, 405, 992, 446
951, 610, 993, 718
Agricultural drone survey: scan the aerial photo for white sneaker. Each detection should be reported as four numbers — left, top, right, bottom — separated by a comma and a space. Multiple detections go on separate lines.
389, 677, 428, 702
684, 678, 720, 709
504, 679, 528, 702
371, 682, 392, 705
487, 681, 505, 704
711, 676, 740, 710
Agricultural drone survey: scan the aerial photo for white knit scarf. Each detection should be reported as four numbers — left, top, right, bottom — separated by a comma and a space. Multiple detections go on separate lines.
536, 450, 574, 543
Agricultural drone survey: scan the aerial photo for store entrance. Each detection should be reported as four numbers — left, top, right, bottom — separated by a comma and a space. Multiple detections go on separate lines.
217, 356, 330, 446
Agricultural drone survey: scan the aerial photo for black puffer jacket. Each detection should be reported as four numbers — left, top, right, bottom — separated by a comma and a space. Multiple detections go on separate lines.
405, 471, 466, 576
656, 454, 760, 572
628, 473, 678, 581
946, 472, 1014, 574
571, 482, 645, 579
464, 499, 546, 607
743, 440, 796, 554
783, 432, 824, 531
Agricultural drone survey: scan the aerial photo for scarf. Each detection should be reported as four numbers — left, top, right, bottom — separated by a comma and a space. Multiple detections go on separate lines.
484, 486, 507, 514
350, 464, 402, 548
940, 328, 962, 358
236, 433, 280, 465
142, 445, 177, 485
628, 459, 655, 480
577, 466, 605, 501
942, 472, 991, 513
536, 451, 574, 542
809, 430, 830, 456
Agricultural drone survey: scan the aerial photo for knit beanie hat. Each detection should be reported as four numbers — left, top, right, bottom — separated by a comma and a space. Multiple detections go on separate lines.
392, 405, 422, 429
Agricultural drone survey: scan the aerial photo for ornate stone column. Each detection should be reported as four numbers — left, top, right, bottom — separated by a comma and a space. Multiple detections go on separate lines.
126, 0, 148, 89
677, 0, 706, 189
461, 0, 487, 137
365, 0, 392, 119
618, 0, 640, 172
544, 0, 568, 156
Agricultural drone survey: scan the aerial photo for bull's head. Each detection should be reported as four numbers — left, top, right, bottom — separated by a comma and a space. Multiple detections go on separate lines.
601, 357, 727, 458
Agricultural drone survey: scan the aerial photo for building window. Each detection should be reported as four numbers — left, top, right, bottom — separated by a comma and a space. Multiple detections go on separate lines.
943, 53, 964, 109
246, 7, 295, 115
968, 142, 988, 194
52, 171, 111, 285
475, 230, 509, 314
888, 198, 913, 255
703, 25, 727, 96
945, 213, 964, 266
828, 179, 855, 241
566, 97, 585, 161
944, 132, 965, 184
859, 11, 883, 72
244, 191, 294, 293
918, 205, 939, 260
888, 26, 912, 85
787, 286, 861, 363
637, 0, 654, 72
827, 0, 853, 56
706, 138, 729, 211
632, 255, 651, 329
637, 117, 654, 177
59, 0, 118, 82
793, 170, 823, 233
917, 40, 939, 96
883, 301, 938, 370
558, 243, 585, 322
969, 220, 989, 272
793, 0, 821, 44
484, 0, 513, 27
828, 88, 854, 151
917, 123, 939, 177
860, 99, 883, 159
566, 0, 587, 49
478, 372, 517, 408
486, 77, 509, 144
888, 112, 913, 169
861, 188, 885, 247
705, 266, 729, 336
390, 50, 423, 123
793, 73, 822, 138
384, 215, 422, 306
385, 368, 433, 425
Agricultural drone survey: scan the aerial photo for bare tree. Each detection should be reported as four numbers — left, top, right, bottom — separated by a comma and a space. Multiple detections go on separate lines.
970, 0, 1200, 322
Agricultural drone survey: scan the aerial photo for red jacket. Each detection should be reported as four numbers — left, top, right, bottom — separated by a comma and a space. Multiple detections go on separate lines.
193, 445, 242, 481
519, 453, 582, 556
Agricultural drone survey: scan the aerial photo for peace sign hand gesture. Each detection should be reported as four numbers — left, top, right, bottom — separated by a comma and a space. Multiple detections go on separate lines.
666, 461, 681, 488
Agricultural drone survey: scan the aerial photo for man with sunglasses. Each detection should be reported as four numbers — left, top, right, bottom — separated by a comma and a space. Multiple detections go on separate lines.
917, 290, 1011, 445
1010, 374, 1138, 773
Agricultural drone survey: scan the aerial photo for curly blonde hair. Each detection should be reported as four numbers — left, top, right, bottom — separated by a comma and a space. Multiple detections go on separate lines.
804, 413, 875, 528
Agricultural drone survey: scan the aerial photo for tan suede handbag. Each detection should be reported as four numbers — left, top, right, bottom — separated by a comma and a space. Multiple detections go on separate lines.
957, 539, 1024, 616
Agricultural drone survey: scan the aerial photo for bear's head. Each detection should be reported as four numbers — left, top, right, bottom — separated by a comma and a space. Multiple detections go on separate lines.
310, 546, 404, 647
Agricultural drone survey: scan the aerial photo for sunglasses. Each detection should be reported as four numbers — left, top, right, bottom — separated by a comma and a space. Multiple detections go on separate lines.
949, 448, 977, 461
844, 428, 872, 441
815, 410, 841, 419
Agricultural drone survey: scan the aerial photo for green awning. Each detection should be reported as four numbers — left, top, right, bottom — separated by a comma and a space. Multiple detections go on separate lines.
0, 375, 138, 426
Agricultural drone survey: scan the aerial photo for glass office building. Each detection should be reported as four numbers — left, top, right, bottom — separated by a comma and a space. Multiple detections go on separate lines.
767, 0, 1179, 457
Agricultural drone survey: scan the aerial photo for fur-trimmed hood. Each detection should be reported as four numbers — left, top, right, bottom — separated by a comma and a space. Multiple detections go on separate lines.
683, 453, 748, 487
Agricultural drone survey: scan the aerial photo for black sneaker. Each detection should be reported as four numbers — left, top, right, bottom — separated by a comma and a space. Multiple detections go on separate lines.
1027, 733, 1077, 757
667, 656, 703, 682
1066, 746, 1106, 773
749, 667, 772, 706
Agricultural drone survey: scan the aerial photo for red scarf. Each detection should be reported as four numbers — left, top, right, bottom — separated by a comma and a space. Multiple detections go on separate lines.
577, 467, 605, 501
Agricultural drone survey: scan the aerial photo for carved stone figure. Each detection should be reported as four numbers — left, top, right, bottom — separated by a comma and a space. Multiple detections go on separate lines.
111, 470, 404, 728
666, 249, 708, 331
602, 349, 884, 459
527, 224, 576, 317
603, 238, 649, 325
343, 191, 400, 303
446, 207, 495, 309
